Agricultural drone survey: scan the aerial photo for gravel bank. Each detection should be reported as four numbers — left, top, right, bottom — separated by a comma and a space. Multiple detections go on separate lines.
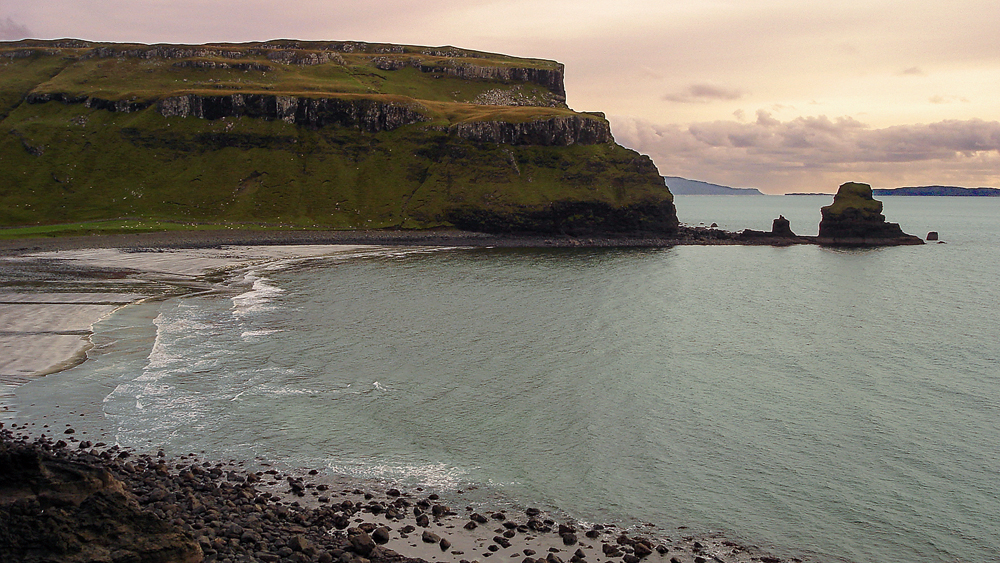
1, 425, 801, 563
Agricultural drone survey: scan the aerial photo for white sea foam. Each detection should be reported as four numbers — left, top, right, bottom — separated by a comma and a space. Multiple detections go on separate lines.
326, 460, 466, 490
240, 329, 283, 340
231, 271, 285, 317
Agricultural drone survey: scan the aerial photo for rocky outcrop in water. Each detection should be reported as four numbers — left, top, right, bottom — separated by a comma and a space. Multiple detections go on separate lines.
737, 215, 802, 243
817, 182, 923, 245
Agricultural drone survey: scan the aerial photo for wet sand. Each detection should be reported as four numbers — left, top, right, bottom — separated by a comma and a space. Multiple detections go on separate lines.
0, 244, 377, 408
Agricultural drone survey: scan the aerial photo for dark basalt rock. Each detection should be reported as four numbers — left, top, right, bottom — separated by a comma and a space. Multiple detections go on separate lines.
817, 182, 923, 246
770, 215, 795, 238
737, 215, 800, 243
0, 439, 202, 563
158, 93, 429, 133
451, 116, 611, 146
446, 199, 679, 236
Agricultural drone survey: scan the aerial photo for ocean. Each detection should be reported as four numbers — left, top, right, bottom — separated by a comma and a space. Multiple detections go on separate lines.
9, 195, 1000, 563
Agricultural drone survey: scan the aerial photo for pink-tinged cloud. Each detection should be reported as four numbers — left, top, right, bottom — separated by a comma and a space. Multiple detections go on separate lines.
611, 114, 1000, 193
664, 84, 744, 104
0, 16, 31, 40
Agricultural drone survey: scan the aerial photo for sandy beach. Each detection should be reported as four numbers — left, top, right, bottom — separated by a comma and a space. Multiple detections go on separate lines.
0, 233, 805, 563
0, 243, 378, 414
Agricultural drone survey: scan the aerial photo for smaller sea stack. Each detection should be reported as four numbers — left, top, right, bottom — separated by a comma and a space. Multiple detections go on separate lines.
817, 182, 923, 246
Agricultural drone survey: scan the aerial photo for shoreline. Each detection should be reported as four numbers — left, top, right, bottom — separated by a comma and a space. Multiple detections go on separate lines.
1, 234, 849, 563
0, 230, 804, 397
0, 226, 921, 255
0, 244, 391, 409
1, 425, 807, 563
0, 228, 749, 254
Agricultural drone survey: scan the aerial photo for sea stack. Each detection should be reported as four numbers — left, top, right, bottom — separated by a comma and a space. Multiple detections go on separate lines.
817, 182, 923, 246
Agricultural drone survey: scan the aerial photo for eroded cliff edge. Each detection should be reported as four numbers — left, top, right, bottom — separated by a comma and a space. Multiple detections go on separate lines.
1, 40, 674, 235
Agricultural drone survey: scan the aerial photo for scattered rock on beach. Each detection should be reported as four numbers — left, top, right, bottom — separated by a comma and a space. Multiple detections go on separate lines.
0, 424, 805, 563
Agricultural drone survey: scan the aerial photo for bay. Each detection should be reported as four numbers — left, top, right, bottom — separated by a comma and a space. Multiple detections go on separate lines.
12, 196, 1000, 563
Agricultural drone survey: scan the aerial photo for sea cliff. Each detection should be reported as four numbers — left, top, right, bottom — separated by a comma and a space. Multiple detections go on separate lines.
0, 40, 674, 235
817, 182, 923, 245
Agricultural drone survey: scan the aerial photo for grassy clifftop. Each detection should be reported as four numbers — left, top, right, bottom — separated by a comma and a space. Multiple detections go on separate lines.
0, 40, 674, 235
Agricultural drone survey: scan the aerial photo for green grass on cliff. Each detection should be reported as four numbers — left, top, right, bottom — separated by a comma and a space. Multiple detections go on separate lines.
0, 102, 664, 230
0, 40, 669, 232
3, 42, 562, 108
823, 182, 883, 216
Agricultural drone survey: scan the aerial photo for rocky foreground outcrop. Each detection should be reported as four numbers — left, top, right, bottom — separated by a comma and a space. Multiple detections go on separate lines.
1, 427, 426, 563
817, 182, 923, 245
0, 430, 202, 563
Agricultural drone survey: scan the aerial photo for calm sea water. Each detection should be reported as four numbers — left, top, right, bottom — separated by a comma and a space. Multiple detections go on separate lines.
11, 196, 1000, 563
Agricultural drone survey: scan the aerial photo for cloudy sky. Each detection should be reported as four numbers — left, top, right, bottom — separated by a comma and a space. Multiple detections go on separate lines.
3, 0, 998, 193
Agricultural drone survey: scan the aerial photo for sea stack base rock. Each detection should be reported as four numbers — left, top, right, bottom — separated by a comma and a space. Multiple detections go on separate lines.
735, 214, 800, 243
770, 215, 795, 238
816, 182, 923, 246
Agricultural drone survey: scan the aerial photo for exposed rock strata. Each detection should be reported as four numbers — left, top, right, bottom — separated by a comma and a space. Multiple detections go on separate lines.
451, 116, 612, 146
171, 59, 275, 72
26, 89, 608, 145
817, 182, 923, 245
25, 92, 151, 113
369, 57, 565, 102
157, 94, 429, 132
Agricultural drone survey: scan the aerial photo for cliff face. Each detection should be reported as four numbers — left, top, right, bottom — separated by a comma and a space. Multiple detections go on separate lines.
817, 182, 922, 245
26, 91, 608, 144
447, 198, 677, 236
0, 40, 675, 234
14, 39, 566, 106
157, 94, 429, 133
451, 116, 612, 146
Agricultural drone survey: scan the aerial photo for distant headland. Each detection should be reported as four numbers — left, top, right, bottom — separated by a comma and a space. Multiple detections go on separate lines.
872, 186, 1000, 196
663, 176, 765, 195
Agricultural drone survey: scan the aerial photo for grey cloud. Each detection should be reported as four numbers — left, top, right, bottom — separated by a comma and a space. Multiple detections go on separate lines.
664, 84, 744, 104
610, 114, 1000, 193
929, 95, 970, 104
899, 67, 925, 76
0, 16, 32, 40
